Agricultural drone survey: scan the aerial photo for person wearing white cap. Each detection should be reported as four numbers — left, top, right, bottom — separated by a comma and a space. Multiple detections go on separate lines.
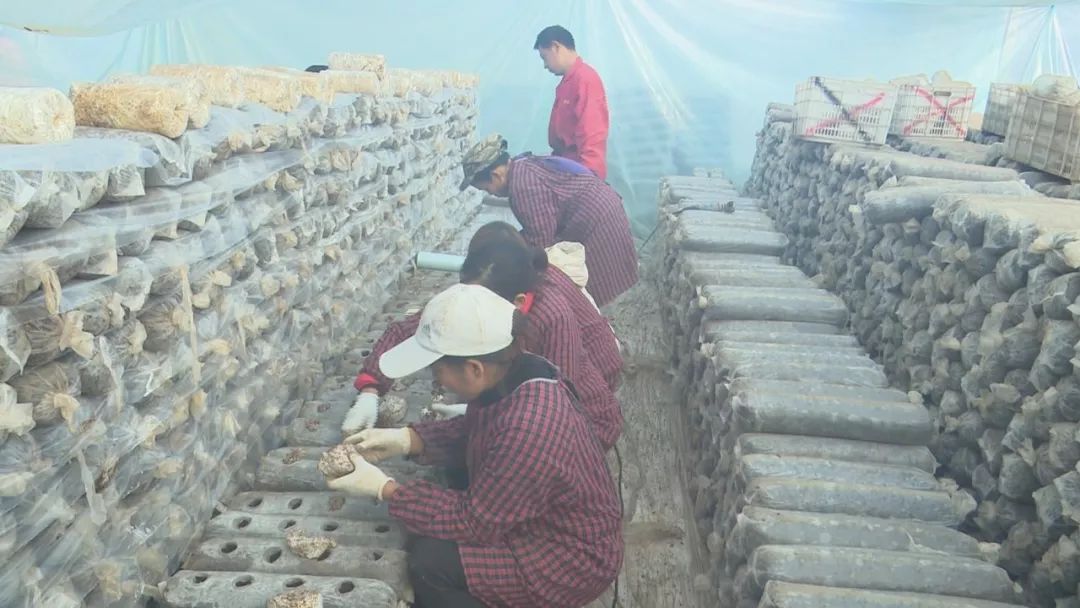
325, 283, 623, 608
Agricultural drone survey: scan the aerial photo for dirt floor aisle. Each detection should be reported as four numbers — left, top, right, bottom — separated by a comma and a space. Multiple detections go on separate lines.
591, 258, 710, 608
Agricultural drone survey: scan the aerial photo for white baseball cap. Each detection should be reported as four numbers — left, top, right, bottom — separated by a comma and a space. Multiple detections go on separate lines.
378, 283, 517, 379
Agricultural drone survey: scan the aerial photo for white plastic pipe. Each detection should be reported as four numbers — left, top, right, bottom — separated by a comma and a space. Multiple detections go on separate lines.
415, 252, 465, 272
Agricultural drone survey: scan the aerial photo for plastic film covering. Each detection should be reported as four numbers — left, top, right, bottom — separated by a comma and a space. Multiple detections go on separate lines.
3, 1, 1079, 236
0, 59, 482, 607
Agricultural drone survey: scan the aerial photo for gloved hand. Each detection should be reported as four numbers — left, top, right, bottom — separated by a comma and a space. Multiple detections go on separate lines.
430, 402, 468, 418
342, 427, 413, 463
326, 453, 394, 500
341, 393, 379, 435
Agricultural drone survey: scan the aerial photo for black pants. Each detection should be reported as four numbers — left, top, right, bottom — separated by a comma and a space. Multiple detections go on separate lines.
407, 536, 485, 608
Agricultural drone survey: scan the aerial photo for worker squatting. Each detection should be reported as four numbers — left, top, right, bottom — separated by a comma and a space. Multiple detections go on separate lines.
324, 25, 640, 608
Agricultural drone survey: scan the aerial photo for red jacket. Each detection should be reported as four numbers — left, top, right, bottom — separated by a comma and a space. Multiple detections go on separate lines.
549, 57, 609, 180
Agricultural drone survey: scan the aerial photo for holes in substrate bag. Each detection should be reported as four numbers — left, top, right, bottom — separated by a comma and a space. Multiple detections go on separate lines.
322, 521, 339, 532
281, 519, 297, 530
248, 497, 264, 508
192, 574, 209, 585
284, 578, 305, 588
288, 498, 303, 510
375, 524, 391, 533
371, 551, 383, 561
338, 581, 356, 594
221, 541, 238, 554
315, 548, 333, 561
264, 548, 283, 564
360, 350, 371, 357
234, 575, 254, 588
235, 516, 252, 529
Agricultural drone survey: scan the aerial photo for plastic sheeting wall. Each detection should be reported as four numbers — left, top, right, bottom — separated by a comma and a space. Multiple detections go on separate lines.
1, 0, 1079, 234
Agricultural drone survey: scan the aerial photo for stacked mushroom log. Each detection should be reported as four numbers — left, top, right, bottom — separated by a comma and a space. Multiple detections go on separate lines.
747, 103, 1080, 606
0, 62, 481, 607
657, 173, 1026, 608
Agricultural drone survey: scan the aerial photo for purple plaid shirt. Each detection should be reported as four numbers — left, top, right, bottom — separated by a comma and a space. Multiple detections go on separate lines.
390, 356, 623, 607
508, 156, 638, 307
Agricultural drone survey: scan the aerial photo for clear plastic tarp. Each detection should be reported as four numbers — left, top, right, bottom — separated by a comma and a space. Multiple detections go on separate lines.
0, 0, 1077, 232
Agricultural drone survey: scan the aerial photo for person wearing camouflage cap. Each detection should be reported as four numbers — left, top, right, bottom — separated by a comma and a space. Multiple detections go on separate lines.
459, 135, 637, 308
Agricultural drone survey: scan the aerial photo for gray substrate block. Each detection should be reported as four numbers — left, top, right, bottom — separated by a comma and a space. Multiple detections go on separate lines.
205, 511, 406, 549
225, 492, 391, 521
725, 507, 984, 567
163, 570, 397, 608
255, 456, 433, 492
729, 387, 931, 445
740, 478, 969, 525
701, 321, 842, 340
699, 286, 848, 326
707, 331, 859, 349
757, 581, 1025, 608
734, 434, 937, 472
183, 537, 408, 594
735, 455, 940, 491
740, 545, 1018, 602
676, 225, 788, 256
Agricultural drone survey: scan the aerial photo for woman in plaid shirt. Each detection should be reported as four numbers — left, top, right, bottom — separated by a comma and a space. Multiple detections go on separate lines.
459, 134, 639, 309
468, 221, 622, 392
346, 234, 623, 451
327, 284, 623, 607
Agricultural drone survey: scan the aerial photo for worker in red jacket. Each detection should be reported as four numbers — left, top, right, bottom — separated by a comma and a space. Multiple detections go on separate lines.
460, 134, 638, 309
535, 25, 609, 180
327, 283, 623, 608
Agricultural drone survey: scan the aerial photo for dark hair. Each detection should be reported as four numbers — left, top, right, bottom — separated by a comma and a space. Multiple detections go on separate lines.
534, 25, 575, 51
439, 309, 528, 367
460, 238, 544, 301
305, 65, 329, 73
472, 151, 510, 185
469, 221, 519, 250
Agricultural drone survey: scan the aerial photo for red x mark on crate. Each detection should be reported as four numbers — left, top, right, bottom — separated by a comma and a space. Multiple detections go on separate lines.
804, 92, 888, 139
901, 86, 975, 136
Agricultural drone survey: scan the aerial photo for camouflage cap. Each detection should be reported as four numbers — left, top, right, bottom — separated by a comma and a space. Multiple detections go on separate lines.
459, 133, 509, 190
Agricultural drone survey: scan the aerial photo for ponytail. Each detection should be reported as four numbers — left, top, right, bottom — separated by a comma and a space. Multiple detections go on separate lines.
460, 238, 542, 301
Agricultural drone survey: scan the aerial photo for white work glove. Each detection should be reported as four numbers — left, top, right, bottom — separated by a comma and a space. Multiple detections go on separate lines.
430, 402, 468, 418
326, 453, 394, 500
342, 427, 413, 463
341, 393, 379, 436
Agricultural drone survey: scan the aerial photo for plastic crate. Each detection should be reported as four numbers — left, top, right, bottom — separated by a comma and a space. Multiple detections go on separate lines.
982, 83, 1023, 136
1004, 91, 1080, 181
890, 83, 976, 139
794, 77, 897, 146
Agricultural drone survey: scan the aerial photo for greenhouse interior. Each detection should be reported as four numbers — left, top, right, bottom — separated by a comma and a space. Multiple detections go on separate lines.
3, 1, 1080, 607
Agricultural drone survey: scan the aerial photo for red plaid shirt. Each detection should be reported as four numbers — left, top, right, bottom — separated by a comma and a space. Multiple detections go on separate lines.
355, 286, 623, 450
508, 157, 638, 308
389, 355, 623, 608
543, 266, 622, 391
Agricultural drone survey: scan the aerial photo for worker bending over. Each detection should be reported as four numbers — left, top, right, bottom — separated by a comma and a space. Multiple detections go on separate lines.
346, 233, 622, 450
461, 134, 638, 308
328, 284, 623, 608
469, 221, 622, 391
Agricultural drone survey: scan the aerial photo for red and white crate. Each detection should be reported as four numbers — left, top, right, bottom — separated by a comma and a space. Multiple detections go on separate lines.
794, 77, 898, 147
890, 82, 976, 139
